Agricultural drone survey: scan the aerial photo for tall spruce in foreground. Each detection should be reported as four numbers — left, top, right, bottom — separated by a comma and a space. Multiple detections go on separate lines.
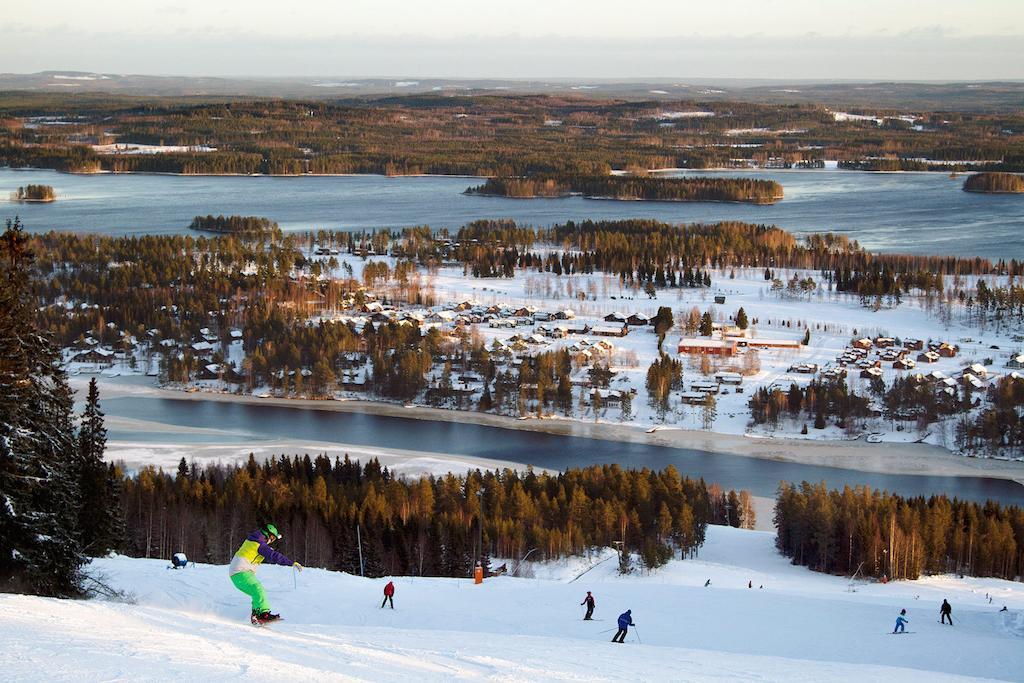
78, 377, 122, 556
0, 218, 85, 595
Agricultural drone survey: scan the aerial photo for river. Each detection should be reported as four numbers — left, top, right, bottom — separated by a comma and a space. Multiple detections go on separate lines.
98, 391, 1024, 507
3, 167, 1023, 259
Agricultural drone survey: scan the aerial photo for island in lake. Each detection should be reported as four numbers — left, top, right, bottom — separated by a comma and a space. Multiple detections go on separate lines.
963, 172, 1024, 194
188, 214, 278, 234
466, 175, 784, 204
10, 184, 56, 202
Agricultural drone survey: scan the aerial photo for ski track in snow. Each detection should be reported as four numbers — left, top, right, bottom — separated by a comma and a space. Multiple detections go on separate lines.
2, 526, 1022, 682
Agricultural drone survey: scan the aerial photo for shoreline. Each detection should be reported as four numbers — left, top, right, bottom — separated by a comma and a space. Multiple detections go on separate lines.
143, 383, 1024, 487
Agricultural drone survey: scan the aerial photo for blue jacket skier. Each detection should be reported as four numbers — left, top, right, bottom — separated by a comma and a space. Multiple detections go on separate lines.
612, 609, 634, 643
893, 609, 909, 633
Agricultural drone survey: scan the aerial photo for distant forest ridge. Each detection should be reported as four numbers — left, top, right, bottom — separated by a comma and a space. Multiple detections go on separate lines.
963, 172, 1024, 194
466, 175, 784, 204
2, 94, 1023, 177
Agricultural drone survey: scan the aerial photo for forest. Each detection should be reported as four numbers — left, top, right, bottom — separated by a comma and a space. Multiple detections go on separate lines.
774, 481, 1024, 582
466, 175, 783, 204
122, 457, 756, 577
963, 172, 1024, 193
2, 94, 1024, 177
10, 184, 56, 201
188, 214, 279, 234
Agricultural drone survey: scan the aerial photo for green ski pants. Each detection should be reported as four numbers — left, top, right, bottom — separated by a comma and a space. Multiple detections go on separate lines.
231, 571, 270, 613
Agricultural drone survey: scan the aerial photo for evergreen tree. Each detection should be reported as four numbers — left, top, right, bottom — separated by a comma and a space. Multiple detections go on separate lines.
735, 307, 749, 330
0, 218, 85, 596
77, 377, 122, 556
699, 311, 714, 337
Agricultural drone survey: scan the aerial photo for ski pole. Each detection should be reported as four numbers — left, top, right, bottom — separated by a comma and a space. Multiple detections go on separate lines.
293, 565, 298, 590
633, 626, 641, 644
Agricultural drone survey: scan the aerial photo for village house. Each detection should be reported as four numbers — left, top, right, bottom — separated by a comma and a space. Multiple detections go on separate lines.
874, 337, 896, 348
917, 350, 941, 364
852, 338, 873, 350
738, 338, 801, 351
626, 313, 651, 326
604, 312, 628, 323
904, 338, 924, 351
678, 338, 737, 357
1007, 354, 1024, 370
860, 367, 884, 380
715, 371, 743, 385
593, 324, 629, 338
788, 363, 818, 374
893, 357, 917, 371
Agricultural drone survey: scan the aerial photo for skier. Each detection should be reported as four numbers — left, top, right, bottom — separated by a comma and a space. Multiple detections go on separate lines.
940, 599, 953, 625
893, 608, 909, 634
704, 579, 711, 587
381, 580, 395, 609
748, 580, 752, 588
612, 609, 634, 643
229, 523, 302, 625
581, 591, 596, 620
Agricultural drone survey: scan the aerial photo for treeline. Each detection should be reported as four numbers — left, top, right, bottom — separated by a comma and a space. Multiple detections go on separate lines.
775, 481, 1024, 581
467, 175, 784, 204
748, 379, 872, 430
963, 172, 1024, 194
5, 95, 1024, 179
123, 457, 726, 576
954, 375, 1024, 454
188, 215, 278, 234
11, 184, 56, 201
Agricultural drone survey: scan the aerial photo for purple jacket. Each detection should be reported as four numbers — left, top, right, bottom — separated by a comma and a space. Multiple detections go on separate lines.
229, 530, 293, 575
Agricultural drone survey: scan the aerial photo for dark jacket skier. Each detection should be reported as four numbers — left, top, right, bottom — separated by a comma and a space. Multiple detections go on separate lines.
612, 609, 634, 643
940, 599, 952, 624
381, 580, 395, 609
581, 591, 596, 620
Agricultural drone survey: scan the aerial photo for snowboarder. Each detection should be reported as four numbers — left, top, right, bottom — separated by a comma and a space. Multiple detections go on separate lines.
1000, 605, 1008, 612
940, 599, 953, 625
229, 523, 302, 625
612, 609, 634, 643
748, 580, 752, 588
893, 608, 909, 634
704, 579, 711, 587
581, 591, 596, 620
381, 580, 395, 609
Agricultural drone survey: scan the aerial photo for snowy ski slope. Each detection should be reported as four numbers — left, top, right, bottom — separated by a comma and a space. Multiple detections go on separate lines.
2, 526, 1021, 682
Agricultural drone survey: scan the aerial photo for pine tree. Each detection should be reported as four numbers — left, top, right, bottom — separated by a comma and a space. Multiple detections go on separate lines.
735, 307, 748, 330
78, 378, 122, 556
699, 311, 714, 336
0, 218, 85, 596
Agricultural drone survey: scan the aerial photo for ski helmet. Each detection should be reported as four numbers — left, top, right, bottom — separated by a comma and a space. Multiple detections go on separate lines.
262, 523, 281, 540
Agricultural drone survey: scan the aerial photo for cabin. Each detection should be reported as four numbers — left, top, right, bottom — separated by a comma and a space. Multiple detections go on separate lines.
72, 347, 115, 365
593, 325, 629, 338
604, 312, 628, 323
874, 337, 896, 348
932, 342, 958, 358
741, 338, 801, 351
678, 338, 738, 357
1006, 354, 1024, 369
852, 338, 873, 350
689, 382, 719, 395
962, 373, 985, 390
714, 295, 726, 304
917, 351, 940, 364
555, 309, 576, 320
788, 363, 818, 374
963, 363, 988, 379
893, 357, 917, 370
681, 391, 710, 405
588, 388, 623, 405
904, 338, 924, 351
627, 313, 651, 327
860, 367, 884, 380
715, 371, 743, 385
820, 367, 847, 380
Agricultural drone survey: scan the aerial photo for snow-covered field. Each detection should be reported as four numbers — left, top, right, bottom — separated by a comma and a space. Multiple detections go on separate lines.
2, 526, 1021, 682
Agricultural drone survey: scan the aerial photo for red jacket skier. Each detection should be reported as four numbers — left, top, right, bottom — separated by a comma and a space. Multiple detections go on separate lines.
381, 580, 395, 609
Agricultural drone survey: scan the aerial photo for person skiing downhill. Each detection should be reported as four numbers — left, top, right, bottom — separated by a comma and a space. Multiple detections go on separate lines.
581, 591, 596, 620
940, 599, 953, 625
612, 609, 634, 643
893, 609, 909, 634
381, 580, 395, 609
229, 523, 302, 625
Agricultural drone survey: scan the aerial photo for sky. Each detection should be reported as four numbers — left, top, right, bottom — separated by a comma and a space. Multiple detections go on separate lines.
4, 0, 1023, 79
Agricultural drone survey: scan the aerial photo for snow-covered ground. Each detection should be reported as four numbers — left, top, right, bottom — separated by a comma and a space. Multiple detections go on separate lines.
2, 526, 1021, 682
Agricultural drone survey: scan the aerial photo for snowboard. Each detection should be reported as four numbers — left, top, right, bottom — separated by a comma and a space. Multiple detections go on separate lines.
890, 631, 914, 634
251, 616, 283, 627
